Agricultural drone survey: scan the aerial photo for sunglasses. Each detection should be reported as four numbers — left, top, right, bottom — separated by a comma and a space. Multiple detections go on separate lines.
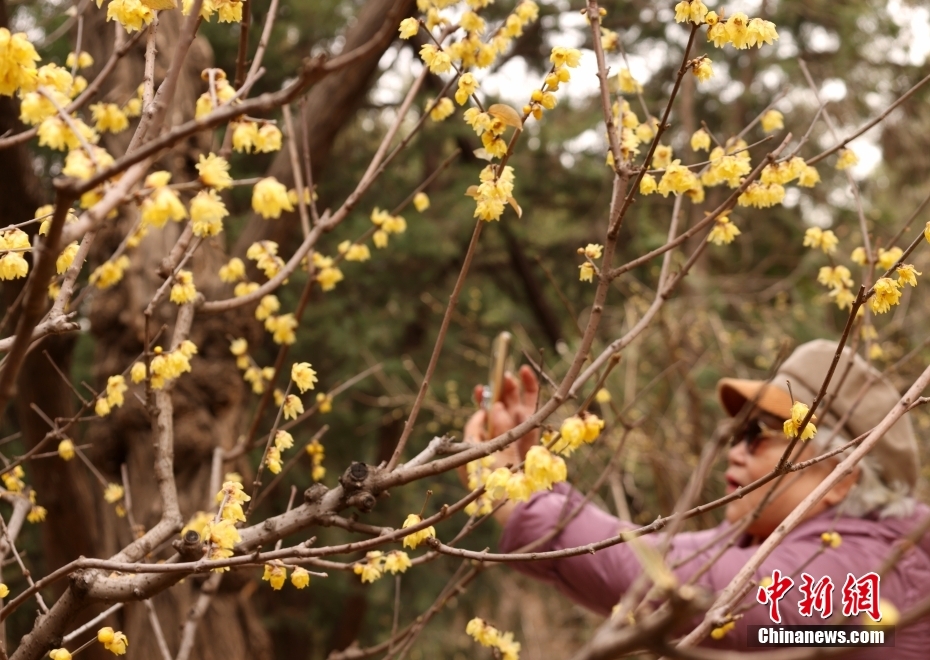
730, 417, 783, 456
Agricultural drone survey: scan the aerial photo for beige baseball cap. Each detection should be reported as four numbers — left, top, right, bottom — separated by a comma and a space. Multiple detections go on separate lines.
717, 339, 919, 492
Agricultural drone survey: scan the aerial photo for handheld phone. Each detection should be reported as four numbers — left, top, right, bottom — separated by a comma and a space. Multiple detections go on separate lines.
482, 331, 512, 433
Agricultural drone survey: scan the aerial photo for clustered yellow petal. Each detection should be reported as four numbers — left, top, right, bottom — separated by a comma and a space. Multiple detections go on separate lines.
802, 227, 839, 255
836, 148, 858, 171
783, 401, 817, 441
246, 240, 284, 279
216, 479, 251, 522
878, 247, 903, 271
471, 165, 516, 222
737, 182, 785, 208
401, 513, 436, 549
760, 109, 784, 133
196, 153, 233, 190
252, 177, 294, 219
58, 439, 75, 461
708, 12, 778, 50
97, 627, 129, 655
657, 160, 700, 197
169, 270, 198, 305
466, 618, 521, 660
190, 189, 229, 237
262, 562, 288, 590
291, 362, 318, 393
306, 438, 326, 480
551, 413, 604, 456
707, 215, 740, 246
398, 17, 419, 39
869, 277, 902, 315
0, 28, 40, 97
0, 229, 31, 281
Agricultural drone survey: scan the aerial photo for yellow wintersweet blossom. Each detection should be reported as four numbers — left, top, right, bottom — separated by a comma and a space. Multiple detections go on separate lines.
419, 44, 451, 74
306, 437, 325, 480
821, 531, 842, 548
231, 121, 260, 153
413, 192, 430, 212
869, 277, 902, 314
170, 270, 197, 305
398, 17, 419, 39
252, 177, 294, 220
283, 394, 303, 420
428, 97, 454, 121
690, 129, 710, 152
802, 227, 838, 254
836, 148, 858, 171
265, 446, 283, 473
141, 176, 187, 228
702, 152, 751, 188
817, 265, 853, 290
639, 173, 657, 195
616, 68, 642, 94
674, 0, 708, 24
203, 518, 241, 569
196, 153, 233, 190
97, 627, 129, 655
578, 262, 594, 282
550, 46, 581, 68
783, 401, 817, 441
524, 445, 567, 492
760, 109, 784, 133
290, 566, 311, 589
247, 241, 284, 279
657, 160, 700, 197
0, 28, 40, 97
254, 124, 282, 153
27, 505, 47, 523
66, 50, 94, 69
95, 398, 111, 417
106, 374, 127, 408
104, 483, 124, 504
90, 103, 129, 133
692, 57, 713, 82
384, 550, 412, 574
354, 551, 384, 583
105, 0, 153, 32
798, 164, 821, 187
262, 562, 287, 590
897, 264, 921, 288
291, 362, 318, 393
58, 439, 75, 460
266, 313, 298, 345
48, 649, 71, 660
315, 392, 332, 414
595, 388, 611, 403
877, 246, 903, 271
56, 242, 80, 274
218, 259, 245, 287
455, 73, 478, 105
1, 466, 24, 493
710, 621, 736, 640
274, 430, 294, 452
707, 215, 740, 246
925, 221, 930, 245
216, 480, 250, 522
851, 247, 868, 266
652, 144, 673, 169
402, 513, 436, 549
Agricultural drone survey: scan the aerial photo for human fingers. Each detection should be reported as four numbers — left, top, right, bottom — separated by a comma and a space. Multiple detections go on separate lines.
463, 409, 487, 443
501, 371, 521, 411
472, 384, 484, 407
489, 401, 516, 438
518, 364, 539, 410
512, 406, 540, 460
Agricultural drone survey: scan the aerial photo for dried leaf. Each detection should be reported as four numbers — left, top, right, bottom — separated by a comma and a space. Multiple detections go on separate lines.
472, 148, 494, 162
488, 103, 524, 130
508, 197, 522, 218
464, 185, 480, 199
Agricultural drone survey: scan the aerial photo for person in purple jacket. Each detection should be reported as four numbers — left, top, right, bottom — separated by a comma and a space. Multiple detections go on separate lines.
464, 340, 930, 656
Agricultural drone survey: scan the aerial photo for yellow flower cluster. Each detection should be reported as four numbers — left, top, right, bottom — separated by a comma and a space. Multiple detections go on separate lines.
48, 649, 71, 660
215, 480, 250, 523
252, 177, 294, 219
104, 483, 124, 505
0, 28, 40, 97
315, 392, 333, 413
692, 57, 713, 83
464, 107, 511, 160
141, 171, 187, 228
783, 401, 817, 441
191, 189, 229, 237
878, 246, 903, 271
196, 153, 232, 190
897, 264, 921, 288
465, 618, 521, 660
232, 121, 282, 153
710, 621, 736, 640
261, 562, 312, 590
471, 164, 516, 222
283, 393, 304, 420
182, 0, 244, 22
370, 208, 407, 248
195, 72, 236, 120
802, 227, 839, 255
266, 430, 294, 474
821, 531, 842, 548
20, 70, 78, 127
738, 182, 785, 208
203, 518, 240, 570
291, 362, 318, 393
246, 240, 284, 279
90, 103, 129, 134
97, 627, 129, 656
761, 109, 784, 133
398, 17, 419, 39
707, 214, 740, 246
95, 374, 128, 417
427, 97, 455, 122
312, 253, 344, 292
552, 413, 604, 456
818, 265, 855, 310
578, 242, 603, 282
707, 12, 778, 50
58, 439, 75, 461
464, 456, 496, 516
27, 499, 47, 523
402, 513, 436, 549
869, 277, 902, 315
658, 160, 701, 198
169, 270, 198, 305
133, 342, 196, 389
220, 257, 245, 284
104, 0, 154, 33
353, 550, 411, 583
337, 240, 371, 262
617, 68, 642, 94
836, 148, 858, 171
0, 229, 31, 280
413, 192, 430, 212
306, 438, 325, 481
674, 0, 708, 24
